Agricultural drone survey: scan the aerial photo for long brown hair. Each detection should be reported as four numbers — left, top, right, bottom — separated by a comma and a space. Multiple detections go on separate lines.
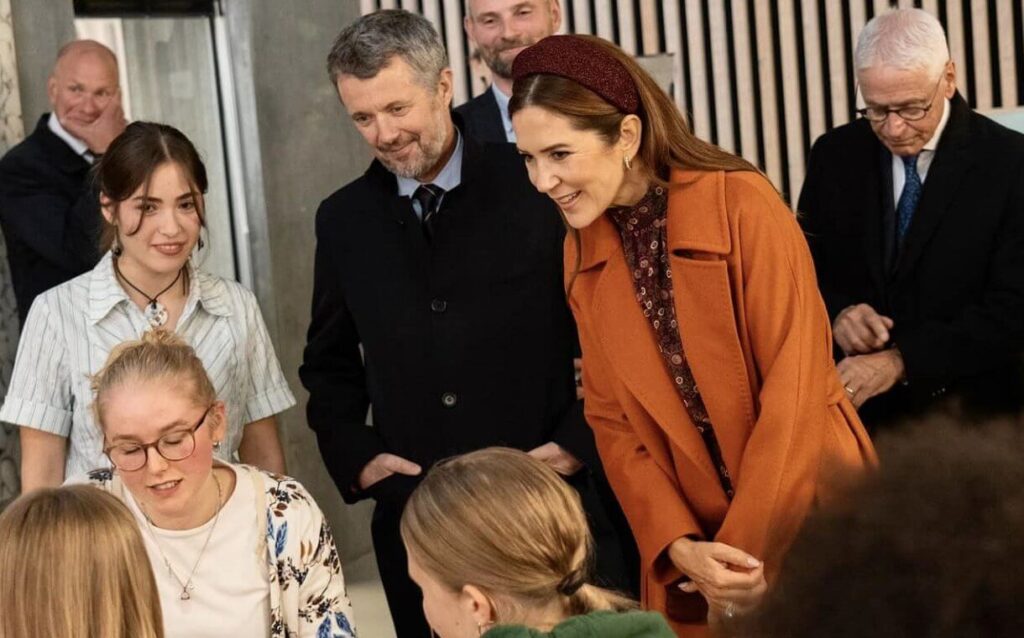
401, 447, 636, 625
96, 121, 208, 255
509, 34, 759, 291
0, 485, 164, 638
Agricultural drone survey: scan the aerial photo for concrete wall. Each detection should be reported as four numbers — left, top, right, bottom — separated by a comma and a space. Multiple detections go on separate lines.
223, 0, 374, 560
0, 0, 25, 503
9, 0, 73, 126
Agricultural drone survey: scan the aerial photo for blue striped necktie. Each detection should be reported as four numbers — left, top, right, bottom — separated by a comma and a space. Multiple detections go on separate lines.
896, 154, 922, 241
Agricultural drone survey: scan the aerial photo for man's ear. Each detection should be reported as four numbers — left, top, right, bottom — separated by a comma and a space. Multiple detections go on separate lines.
438, 68, 456, 109
550, 0, 564, 33
942, 60, 957, 99
47, 75, 59, 110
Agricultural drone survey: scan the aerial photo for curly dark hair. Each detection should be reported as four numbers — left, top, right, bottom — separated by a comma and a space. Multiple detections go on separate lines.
754, 415, 1024, 638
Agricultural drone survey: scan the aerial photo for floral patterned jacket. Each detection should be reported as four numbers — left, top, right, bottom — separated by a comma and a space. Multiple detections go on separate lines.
86, 464, 357, 638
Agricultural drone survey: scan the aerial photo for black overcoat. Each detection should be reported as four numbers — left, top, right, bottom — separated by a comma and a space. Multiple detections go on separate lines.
300, 132, 597, 499
0, 114, 100, 325
798, 93, 1024, 427
454, 88, 508, 144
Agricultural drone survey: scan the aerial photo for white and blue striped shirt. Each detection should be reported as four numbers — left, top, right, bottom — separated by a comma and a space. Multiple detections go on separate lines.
0, 252, 295, 478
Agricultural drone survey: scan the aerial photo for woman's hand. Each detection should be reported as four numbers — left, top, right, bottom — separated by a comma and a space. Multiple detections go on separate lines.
668, 537, 767, 617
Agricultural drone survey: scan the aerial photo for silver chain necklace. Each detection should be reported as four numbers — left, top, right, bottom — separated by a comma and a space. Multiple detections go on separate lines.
140, 471, 224, 601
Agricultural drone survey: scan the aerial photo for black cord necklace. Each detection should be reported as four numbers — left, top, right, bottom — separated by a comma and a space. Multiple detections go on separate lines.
113, 258, 185, 328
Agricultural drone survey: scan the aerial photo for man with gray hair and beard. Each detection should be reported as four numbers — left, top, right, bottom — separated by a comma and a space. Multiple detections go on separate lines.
301, 10, 633, 635
799, 8, 1024, 431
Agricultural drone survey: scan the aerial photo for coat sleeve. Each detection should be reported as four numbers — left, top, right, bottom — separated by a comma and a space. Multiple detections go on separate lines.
569, 281, 701, 585
295, 488, 357, 638
713, 175, 841, 577
796, 139, 857, 322
299, 203, 386, 503
0, 153, 100, 273
895, 157, 1024, 392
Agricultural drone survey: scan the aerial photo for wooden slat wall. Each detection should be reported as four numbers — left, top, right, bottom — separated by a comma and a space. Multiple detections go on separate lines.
361, 0, 1024, 205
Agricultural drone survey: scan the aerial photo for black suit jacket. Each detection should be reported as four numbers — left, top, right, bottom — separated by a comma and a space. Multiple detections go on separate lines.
0, 114, 100, 326
798, 93, 1024, 425
455, 87, 509, 144
300, 130, 595, 504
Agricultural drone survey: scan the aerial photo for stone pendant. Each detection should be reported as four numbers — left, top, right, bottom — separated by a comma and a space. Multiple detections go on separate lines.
145, 301, 169, 328
180, 582, 194, 600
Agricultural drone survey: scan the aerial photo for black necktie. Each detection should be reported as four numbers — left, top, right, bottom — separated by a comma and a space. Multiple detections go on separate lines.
412, 183, 445, 238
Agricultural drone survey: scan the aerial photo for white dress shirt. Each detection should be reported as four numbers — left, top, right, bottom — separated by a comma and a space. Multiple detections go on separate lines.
47, 112, 94, 162
891, 97, 952, 203
491, 83, 516, 143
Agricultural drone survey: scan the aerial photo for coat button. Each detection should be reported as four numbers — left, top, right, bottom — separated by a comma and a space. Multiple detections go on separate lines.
431, 298, 447, 313
441, 392, 457, 408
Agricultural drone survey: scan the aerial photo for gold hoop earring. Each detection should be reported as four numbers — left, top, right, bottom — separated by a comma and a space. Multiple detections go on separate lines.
623, 155, 633, 171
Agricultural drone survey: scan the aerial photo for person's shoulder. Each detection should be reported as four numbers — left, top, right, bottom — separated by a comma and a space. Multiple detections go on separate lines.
320, 170, 378, 209
809, 118, 874, 156
241, 464, 322, 514
0, 123, 53, 174
315, 169, 387, 233
29, 270, 93, 317
968, 109, 1024, 155
455, 91, 490, 116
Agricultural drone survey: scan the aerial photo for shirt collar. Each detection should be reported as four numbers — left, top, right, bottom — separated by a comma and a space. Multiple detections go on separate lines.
396, 129, 464, 197
47, 113, 91, 158
490, 84, 515, 142
923, 97, 951, 153
86, 252, 233, 325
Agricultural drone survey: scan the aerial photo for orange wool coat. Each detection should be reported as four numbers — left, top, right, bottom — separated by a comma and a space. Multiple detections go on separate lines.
568, 169, 877, 636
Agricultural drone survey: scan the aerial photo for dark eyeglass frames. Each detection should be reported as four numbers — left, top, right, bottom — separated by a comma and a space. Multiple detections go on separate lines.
856, 73, 945, 123
103, 406, 213, 472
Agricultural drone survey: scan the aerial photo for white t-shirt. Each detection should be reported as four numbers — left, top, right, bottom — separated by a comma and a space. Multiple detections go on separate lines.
124, 464, 271, 638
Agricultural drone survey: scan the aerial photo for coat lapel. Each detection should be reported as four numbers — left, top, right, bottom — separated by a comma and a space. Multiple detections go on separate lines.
895, 93, 976, 279
664, 170, 757, 477
583, 214, 722, 485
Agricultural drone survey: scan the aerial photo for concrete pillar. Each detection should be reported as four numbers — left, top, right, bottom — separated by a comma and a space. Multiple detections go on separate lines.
9, 0, 74, 126
222, 0, 374, 560
0, 0, 24, 503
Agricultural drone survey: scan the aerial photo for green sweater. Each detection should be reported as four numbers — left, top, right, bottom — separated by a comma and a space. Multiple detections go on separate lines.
482, 611, 675, 638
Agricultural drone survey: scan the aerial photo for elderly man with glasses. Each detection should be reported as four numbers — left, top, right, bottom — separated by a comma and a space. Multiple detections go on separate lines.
798, 8, 1024, 431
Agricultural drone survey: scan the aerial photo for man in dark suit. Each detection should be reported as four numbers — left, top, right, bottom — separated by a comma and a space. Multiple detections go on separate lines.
799, 8, 1024, 430
456, 0, 561, 143
0, 40, 126, 325
302, 10, 632, 636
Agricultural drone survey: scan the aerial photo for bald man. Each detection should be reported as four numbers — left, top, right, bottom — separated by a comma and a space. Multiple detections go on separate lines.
0, 40, 126, 325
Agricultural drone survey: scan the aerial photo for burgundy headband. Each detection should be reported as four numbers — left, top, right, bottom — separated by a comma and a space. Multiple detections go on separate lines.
511, 35, 640, 114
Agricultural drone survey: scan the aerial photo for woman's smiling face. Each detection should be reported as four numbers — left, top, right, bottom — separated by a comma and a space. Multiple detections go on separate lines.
102, 160, 202, 276
513, 105, 639, 229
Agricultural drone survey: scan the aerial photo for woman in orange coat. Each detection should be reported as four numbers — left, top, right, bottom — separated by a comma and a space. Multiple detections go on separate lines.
509, 35, 877, 636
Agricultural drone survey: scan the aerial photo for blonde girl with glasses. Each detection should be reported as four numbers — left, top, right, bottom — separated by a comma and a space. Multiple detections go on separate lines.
0, 484, 164, 638
78, 330, 355, 638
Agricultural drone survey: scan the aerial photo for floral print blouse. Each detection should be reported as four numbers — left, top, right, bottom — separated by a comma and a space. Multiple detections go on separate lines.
87, 464, 356, 638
